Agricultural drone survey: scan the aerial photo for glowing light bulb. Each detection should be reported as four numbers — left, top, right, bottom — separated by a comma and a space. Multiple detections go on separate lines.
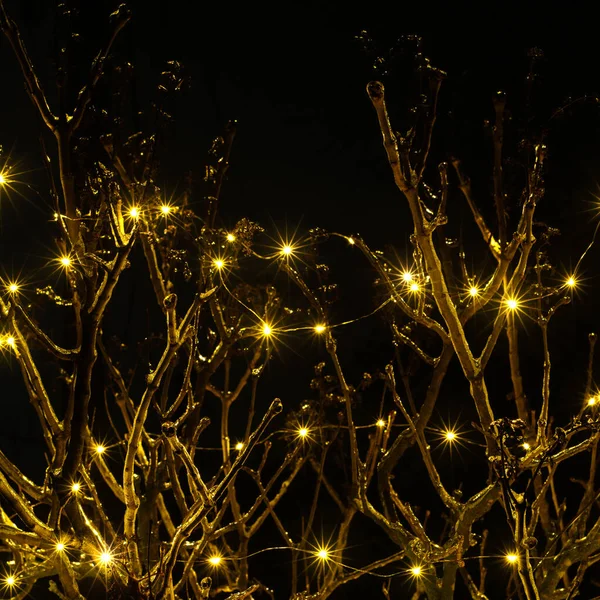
313, 324, 326, 334
347, 236, 355, 245
95, 445, 106, 455
213, 259, 225, 270
56, 542, 66, 552
506, 298, 518, 310
410, 282, 420, 293
160, 204, 172, 215
281, 244, 294, 256
59, 256, 72, 268
71, 482, 81, 494
469, 286, 479, 297
316, 548, 329, 561
234, 442, 244, 451
262, 323, 272, 337
444, 430, 456, 442
298, 427, 309, 439
0, 173, 6, 186
505, 553, 518, 564
566, 276, 576, 288
208, 555, 222, 566
402, 272, 413, 283
522, 442, 531, 451
410, 565, 422, 577
128, 206, 140, 219
5, 336, 15, 348
5, 575, 15, 587
99, 551, 112, 565
376, 419, 386, 428
7, 283, 19, 294
226, 233, 236, 242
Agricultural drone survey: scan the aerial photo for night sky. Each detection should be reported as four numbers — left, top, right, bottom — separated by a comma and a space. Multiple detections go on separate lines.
2, 1, 600, 598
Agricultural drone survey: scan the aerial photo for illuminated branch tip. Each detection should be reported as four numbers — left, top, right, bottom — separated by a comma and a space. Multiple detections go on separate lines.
347, 236, 355, 245
376, 419, 386, 428
522, 442, 531, 451
234, 441, 244, 451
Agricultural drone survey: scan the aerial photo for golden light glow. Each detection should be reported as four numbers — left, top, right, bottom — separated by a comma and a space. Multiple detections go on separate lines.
160, 204, 172, 215
469, 286, 479, 297
59, 255, 72, 268
506, 298, 518, 310
566, 276, 576, 288
262, 323, 273, 337
0, 173, 6, 186
316, 548, 330, 561
4, 575, 15, 587
444, 430, 457, 442
99, 551, 112, 565
313, 324, 326, 334
234, 442, 244, 451
128, 206, 140, 219
522, 442, 531, 451
226, 233, 236, 242
376, 419, 386, 428
410, 565, 423, 577
56, 542, 66, 552
347, 236, 355, 245
402, 271, 413, 283
505, 553, 519, 564
208, 555, 222, 566
4, 336, 15, 348
588, 396, 597, 407
213, 259, 225, 270
281, 244, 294, 256
410, 282, 420, 293
71, 482, 81, 494
95, 445, 106, 455
298, 427, 309, 439
7, 283, 19, 294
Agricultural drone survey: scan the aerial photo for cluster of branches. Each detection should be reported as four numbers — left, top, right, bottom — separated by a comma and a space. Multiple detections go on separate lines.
0, 4, 599, 600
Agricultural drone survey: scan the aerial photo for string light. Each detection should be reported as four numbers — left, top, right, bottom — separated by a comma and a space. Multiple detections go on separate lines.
0, 173, 6, 186
95, 444, 106, 455
281, 244, 294, 257
587, 396, 597, 407
566, 276, 576, 288
376, 419, 386, 428
208, 555, 222, 566
410, 282, 420, 293
444, 430, 457, 442
99, 551, 112, 566
2, 335, 16, 348
7, 282, 19, 294
213, 258, 225, 270
297, 427, 309, 439
315, 547, 330, 561
127, 206, 140, 219
226, 233, 236, 242
522, 442, 531, 451
4, 575, 16, 587
59, 255, 72, 268
160, 204, 172, 215
505, 553, 519, 564
313, 324, 326, 334
469, 286, 479, 297
402, 271, 413, 283
234, 442, 244, 451
56, 542, 66, 552
347, 236, 355, 245
410, 565, 423, 577
71, 482, 81, 494
506, 298, 519, 310
261, 323, 273, 337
